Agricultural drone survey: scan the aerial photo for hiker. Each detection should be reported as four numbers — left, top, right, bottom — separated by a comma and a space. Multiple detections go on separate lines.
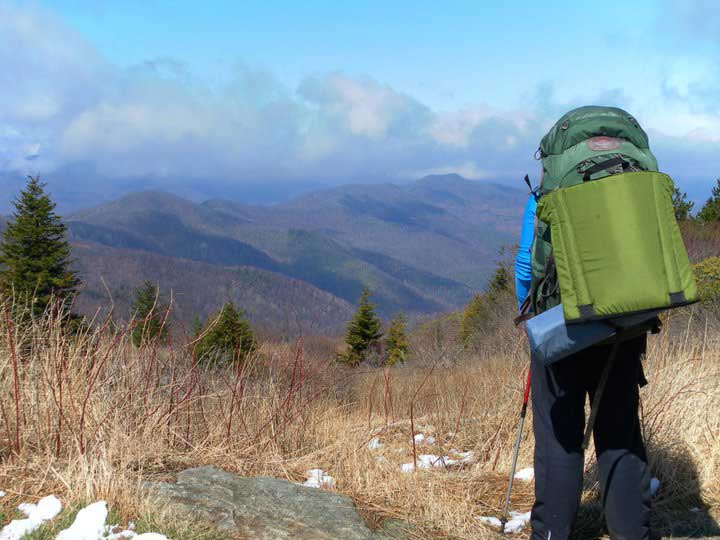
514, 106, 696, 540
519, 210, 650, 540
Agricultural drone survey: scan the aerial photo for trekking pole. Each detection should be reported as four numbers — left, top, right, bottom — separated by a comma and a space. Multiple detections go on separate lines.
500, 366, 532, 534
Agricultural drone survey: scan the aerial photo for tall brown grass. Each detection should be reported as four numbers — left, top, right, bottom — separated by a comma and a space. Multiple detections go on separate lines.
0, 298, 718, 539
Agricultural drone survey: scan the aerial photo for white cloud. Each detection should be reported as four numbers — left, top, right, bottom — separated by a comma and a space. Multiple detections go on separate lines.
428, 107, 495, 147
313, 74, 414, 138
0, 0, 718, 204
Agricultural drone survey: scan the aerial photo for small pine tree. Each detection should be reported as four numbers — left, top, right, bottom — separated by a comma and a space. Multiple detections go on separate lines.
131, 281, 169, 346
194, 302, 257, 365
672, 186, 695, 221
340, 288, 383, 366
697, 178, 720, 223
385, 313, 409, 366
0, 176, 79, 316
487, 265, 511, 299
460, 259, 513, 345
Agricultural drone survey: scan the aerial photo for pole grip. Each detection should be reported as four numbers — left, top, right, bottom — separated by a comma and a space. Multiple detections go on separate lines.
522, 367, 532, 406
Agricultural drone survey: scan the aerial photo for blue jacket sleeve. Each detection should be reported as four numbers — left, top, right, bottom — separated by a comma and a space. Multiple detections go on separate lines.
514, 195, 536, 311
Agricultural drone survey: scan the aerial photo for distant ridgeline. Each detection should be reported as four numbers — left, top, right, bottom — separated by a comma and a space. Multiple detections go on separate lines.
19, 174, 526, 333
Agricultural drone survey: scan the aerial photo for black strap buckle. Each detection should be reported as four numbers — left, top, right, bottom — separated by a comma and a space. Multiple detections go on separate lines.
581, 156, 629, 181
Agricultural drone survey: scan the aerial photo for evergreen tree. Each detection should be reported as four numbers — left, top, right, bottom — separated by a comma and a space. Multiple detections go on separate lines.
0, 176, 79, 316
339, 288, 383, 366
194, 302, 257, 365
697, 178, 720, 223
384, 313, 409, 366
487, 264, 511, 299
131, 281, 169, 346
672, 186, 695, 221
460, 259, 512, 345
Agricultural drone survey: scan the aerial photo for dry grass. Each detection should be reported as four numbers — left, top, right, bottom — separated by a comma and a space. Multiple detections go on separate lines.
0, 300, 718, 539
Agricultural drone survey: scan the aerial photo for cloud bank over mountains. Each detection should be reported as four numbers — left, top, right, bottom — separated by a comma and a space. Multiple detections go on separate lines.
1, 1, 719, 205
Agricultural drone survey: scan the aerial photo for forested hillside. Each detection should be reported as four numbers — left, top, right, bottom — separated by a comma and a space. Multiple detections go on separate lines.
72, 241, 354, 335
67, 174, 526, 320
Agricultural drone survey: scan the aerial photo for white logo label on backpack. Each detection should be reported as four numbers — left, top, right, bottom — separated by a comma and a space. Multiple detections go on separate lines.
586, 136, 621, 151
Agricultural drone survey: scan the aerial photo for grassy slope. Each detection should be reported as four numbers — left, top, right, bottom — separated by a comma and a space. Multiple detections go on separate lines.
0, 296, 718, 540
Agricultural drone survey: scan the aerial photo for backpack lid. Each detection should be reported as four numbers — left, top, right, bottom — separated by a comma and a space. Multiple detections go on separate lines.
539, 106, 651, 157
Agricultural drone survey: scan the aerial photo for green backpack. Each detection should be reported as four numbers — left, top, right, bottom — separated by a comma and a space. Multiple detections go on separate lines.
529, 106, 698, 323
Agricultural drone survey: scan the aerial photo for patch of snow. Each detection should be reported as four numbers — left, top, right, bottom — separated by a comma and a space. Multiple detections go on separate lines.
477, 511, 531, 534
55, 501, 167, 540
367, 437, 382, 450
514, 467, 534, 481
690, 507, 700, 513
411, 434, 436, 445
401, 454, 442, 472
303, 469, 336, 488
401, 451, 476, 473
650, 477, 660, 497
411, 454, 444, 470
56, 501, 108, 540
0, 495, 62, 540
0, 492, 4, 498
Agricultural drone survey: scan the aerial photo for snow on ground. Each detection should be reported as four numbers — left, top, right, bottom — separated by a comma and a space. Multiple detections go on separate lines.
55, 501, 169, 540
411, 433, 436, 445
302, 469, 336, 488
514, 467, 534, 481
56, 501, 109, 540
404, 454, 446, 472
400, 451, 476, 473
367, 437, 382, 450
477, 511, 531, 534
0, 498, 169, 540
0, 492, 5, 498
0, 495, 62, 540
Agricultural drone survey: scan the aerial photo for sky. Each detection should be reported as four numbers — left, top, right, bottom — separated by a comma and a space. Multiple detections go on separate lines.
2, 0, 720, 209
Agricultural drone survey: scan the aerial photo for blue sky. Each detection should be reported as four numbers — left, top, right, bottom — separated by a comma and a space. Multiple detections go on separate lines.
2, 0, 720, 208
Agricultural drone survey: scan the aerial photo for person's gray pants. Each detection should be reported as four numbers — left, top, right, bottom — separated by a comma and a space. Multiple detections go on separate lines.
530, 335, 652, 540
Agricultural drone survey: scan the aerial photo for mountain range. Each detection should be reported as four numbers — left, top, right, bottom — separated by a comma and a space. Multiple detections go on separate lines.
2, 174, 527, 333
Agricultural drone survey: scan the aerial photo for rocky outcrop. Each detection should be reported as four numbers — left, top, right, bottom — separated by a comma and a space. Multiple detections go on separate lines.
144, 466, 407, 540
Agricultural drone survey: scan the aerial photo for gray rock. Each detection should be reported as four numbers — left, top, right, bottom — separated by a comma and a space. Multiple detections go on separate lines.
144, 466, 407, 540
